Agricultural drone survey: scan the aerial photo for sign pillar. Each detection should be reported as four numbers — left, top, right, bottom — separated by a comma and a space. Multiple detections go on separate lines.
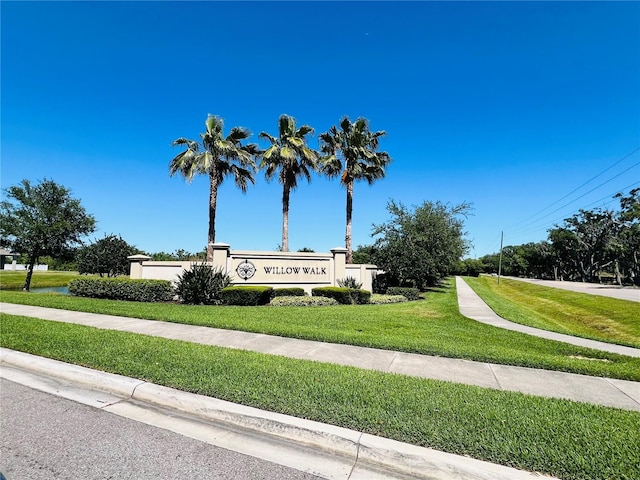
211, 243, 231, 273
330, 247, 347, 286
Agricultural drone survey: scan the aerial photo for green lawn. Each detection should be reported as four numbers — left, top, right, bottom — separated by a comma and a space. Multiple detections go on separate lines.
0, 270, 80, 290
463, 276, 640, 348
1, 313, 637, 480
2, 279, 640, 380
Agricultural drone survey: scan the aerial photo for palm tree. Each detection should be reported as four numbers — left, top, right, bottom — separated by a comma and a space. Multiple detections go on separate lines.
259, 114, 319, 252
319, 116, 391, 263
170, 115, 259, 261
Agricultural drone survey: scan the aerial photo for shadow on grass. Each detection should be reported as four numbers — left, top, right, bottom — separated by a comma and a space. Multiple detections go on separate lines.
421, 279, 453, 295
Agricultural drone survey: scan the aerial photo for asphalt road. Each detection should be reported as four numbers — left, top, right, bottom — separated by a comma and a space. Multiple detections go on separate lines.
503, 276, 640, 302
0, 379, 322, 480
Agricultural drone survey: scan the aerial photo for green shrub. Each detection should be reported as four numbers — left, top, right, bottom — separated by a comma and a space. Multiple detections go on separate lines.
312, 286, 353, 304
312, 286, 371, 305
68, 277, 174, 302
174, 262, 231, 305
273, 287, 307, 297
220, 286, 274, 306
269, 296, 339, 307
372, 272, 392, 294
370, 294, 408, 304
352, 289, 371, 304
337, 276, 363, 289
386, 286, 421, 301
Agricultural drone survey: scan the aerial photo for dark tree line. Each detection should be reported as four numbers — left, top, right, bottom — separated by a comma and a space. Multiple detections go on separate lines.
479, 189, 640, 285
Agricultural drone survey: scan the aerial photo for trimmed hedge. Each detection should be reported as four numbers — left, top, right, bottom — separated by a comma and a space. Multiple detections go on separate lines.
312, 286, 352, 304
220, 286, 274, 306
386, 287, 421, 301
269, 296, 338, 307
273, 287, 307, 297
68, 277, 174, 302
351, 289, 371, 305
370, 294, 408, 304
311, 286, 371, 305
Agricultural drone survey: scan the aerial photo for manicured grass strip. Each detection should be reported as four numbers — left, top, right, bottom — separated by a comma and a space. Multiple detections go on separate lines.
2, 282, 640, 381
464, 276, 640, 348
0, 270, 81, 290
2, 314, 638, 480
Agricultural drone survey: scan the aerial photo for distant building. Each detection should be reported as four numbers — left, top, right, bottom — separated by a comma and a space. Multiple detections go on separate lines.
0, 247, 17, 270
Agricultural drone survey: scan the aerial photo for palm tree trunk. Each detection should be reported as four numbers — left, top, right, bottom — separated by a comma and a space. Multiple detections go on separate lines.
345, 180, 353, 264
282, 184, 290, 252
207, 172, 219, 262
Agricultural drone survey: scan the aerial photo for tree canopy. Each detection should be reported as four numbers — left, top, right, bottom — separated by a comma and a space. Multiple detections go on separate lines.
259, 114, 319, 252
370, 200, 472, 288
170, 115, 260, 261
0, 179, 96, 290
76, 234, 139, 277
319, 117, 391, 263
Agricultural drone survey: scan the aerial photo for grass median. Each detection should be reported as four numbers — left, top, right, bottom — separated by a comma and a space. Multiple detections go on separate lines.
464, 276, 640, 348
2, 313, 638, 480
2, 280, 639, 381
0, 270, 80, 290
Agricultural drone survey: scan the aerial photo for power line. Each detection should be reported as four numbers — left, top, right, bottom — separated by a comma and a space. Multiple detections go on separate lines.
478, 147, 639, 256
507, 165, 640, 237
509, 146, 640, 229
503, 181, 640, 248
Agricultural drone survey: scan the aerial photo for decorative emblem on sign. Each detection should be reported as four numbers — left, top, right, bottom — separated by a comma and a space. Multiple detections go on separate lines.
236, 260, 256, 281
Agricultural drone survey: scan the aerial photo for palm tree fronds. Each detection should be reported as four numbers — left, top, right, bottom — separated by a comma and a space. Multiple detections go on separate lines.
169, 115, 259, 253
259, 132, 278, 145
171, 137, 199, 149
232, 166, 256, 192
287, 137, 305, 149
320, 156, 342, 178
205, 115, 224, 135
227, 126, 252, 143
280, 146, 298, 160
339, 116, 353, 134
278, 114, 295, 137
243, 143, 262, 160
296, 125, 314, 137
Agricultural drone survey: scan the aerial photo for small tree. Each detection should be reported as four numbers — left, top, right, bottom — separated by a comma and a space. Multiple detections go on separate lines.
0, 179, 96, 291
76, 234, 138, 277
371, 200, 472, 288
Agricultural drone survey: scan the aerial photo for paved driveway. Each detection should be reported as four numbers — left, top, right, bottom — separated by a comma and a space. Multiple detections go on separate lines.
503, 277, 639, 302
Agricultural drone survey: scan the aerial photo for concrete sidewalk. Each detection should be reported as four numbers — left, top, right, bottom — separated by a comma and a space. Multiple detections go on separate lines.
2, 291, 639, 480
2, 301, 639, 411
456, 277, 640, 357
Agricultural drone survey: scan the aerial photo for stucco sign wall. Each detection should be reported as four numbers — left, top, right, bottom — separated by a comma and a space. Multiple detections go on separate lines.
130, 242, 378, 293
232, 257, 331, 283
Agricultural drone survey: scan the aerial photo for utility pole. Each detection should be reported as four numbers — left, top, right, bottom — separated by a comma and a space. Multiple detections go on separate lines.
498, 231, 504, 285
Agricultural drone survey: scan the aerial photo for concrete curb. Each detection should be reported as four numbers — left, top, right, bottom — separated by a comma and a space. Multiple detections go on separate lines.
1, 348, 557, 480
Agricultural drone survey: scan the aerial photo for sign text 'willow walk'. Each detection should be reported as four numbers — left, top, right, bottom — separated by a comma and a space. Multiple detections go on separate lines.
263, 266, 327, 275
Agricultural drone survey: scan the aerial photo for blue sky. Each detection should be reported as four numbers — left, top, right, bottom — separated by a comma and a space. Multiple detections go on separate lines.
2, 1, 639, 258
